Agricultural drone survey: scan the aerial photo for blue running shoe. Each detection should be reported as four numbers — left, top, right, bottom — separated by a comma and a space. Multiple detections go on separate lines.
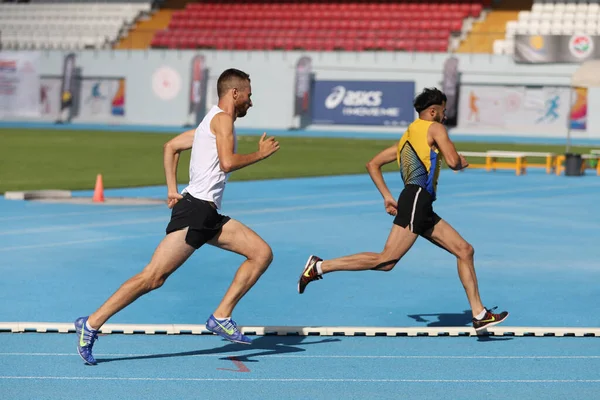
74, 316, 99, 365
205, 315, 252, 345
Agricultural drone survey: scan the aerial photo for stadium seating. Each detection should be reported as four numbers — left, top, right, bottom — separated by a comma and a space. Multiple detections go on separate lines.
455, 10, 520, 53
150, 2, 489, 52
115, 9, 173, 50
0, 1, 152, 50
494, 1, 600, 55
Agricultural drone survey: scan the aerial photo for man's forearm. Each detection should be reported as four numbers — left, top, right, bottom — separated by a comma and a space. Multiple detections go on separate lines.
164, 147, 180, 193
222, 151, 264, 173
367, 165, 394, 200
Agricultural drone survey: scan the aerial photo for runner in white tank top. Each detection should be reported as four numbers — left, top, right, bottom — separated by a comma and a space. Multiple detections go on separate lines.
75, 69, 280, 364
183, 105, 236, 210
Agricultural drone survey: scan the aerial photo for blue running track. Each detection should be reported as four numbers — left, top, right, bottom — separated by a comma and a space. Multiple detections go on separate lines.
1, 168, 599, 399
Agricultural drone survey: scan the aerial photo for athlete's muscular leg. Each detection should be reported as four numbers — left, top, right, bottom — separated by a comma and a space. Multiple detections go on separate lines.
88, 228, 195, 329
320, 225, 418, 274
207, 218, 273, 318
422, 219, 485, 317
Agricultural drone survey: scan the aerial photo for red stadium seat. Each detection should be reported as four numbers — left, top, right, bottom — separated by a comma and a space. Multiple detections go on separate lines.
151, 0, 484, 53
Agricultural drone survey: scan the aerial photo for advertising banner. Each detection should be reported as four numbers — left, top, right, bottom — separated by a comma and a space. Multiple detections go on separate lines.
294, 56, 313, 117
0, 51, 41, 118
441, 56, 460, 126
292, 56, 313, 129
311, 80, 415, 126
514, 34, 600, 64
570, 87, 588, 130
187, 54, 208, 126
59, 53, 76, 121
457, 84, 582, 133
77, 78, 126, 122
39, 77, 63, 121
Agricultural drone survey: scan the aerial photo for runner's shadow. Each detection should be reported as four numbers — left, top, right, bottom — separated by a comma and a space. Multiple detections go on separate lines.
407, 310, 513, 342
97, 335, 341, 364
408, 310, 472, 327
474, 334, 513, 342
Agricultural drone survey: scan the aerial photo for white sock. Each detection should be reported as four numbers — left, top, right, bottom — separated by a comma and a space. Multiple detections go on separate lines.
475, 308, 487, 320
316, 261, 323, 276
85, 321, 97, 331
215, 316, 231, 322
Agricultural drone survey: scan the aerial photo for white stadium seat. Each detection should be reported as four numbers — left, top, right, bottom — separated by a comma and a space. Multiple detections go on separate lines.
503, 1, 600, 42
493, 39, 504, 55
518, 11, 531, 21
0, 2, 152, 50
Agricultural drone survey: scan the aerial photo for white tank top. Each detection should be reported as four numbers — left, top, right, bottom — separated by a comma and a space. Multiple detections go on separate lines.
182, 105, 236, 210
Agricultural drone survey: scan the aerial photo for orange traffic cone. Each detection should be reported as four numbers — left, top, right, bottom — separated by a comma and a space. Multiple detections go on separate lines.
92, 174, 105, 203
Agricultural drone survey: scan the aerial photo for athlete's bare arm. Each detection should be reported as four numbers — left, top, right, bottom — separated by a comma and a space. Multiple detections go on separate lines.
428, 122, 468, 171
212, 112, 279, 173
366, 143, 400, 216
163, 129, 195, 208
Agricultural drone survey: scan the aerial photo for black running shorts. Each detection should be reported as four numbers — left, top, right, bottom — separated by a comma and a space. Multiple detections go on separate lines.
165, 193, 230, 249
393, 184, 441, 235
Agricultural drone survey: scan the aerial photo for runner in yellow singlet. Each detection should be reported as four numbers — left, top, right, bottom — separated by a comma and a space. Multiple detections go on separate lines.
298, 88, 509, 332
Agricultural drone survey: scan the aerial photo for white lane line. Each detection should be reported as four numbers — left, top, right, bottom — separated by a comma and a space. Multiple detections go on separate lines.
0, 376, 598, 383
0, 234, 160, 252
446, 182, 600, 199
468, 211, 600, 230
1, 353, 599, 360
0, 215, 346, 252
0, 201, 379, 236
2, 182, 600, 237
0, 206, 162, 222
2, 179, 597, 222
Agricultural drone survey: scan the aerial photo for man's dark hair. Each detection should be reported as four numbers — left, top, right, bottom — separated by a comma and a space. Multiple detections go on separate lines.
217, 68, 250, 98
413, 87, 447, 113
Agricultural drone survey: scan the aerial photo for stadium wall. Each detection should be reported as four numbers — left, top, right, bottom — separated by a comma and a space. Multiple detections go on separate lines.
3, 49, 600, 141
